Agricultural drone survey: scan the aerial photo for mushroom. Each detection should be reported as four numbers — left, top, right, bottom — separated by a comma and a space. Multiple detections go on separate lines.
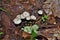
13, 18, 22, 24
38, 10, 43, 15
23, 11, 30, 18
16, 15, 21, 19
26, 16, 31, 20
30, 15, 36, 20
20, 14, 25, 19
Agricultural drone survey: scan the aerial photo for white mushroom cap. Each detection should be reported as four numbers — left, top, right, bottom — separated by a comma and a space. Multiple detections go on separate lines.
30, 15, 36, 20
16, 15, 21, 19
23, 11, 30, 17
26, 16, 31, 20
20, 14, 25, 19
13, 18, 22, 24
38, 10, 43, 15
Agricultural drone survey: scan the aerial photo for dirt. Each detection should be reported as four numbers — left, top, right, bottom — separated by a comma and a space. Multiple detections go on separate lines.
0, 0, 60, 40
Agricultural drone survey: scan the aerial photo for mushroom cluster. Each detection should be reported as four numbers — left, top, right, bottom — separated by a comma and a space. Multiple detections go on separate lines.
13, 9, 45, 24
13, 11, 37, 24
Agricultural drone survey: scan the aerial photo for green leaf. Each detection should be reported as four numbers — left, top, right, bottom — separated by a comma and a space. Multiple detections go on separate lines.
31, 30, 37, 37
21, 26, 32, 34
32, 24, 39, 33
30, 30, 37, 40
0, 32, 4, 35
41, 16, 45, 22
44, 15, 48, 19
21, 24, 39, 40
32, 24, 39, 30
41, 15, 48, 22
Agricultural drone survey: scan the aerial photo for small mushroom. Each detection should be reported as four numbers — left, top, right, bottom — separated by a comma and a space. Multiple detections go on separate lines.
38, 10, 43, 15
26, 16, 31, 20
16, 15, 21, 19
30, 15, 36, 20
13, 18, 22, 24
23, 11, 30, 18
20, 14, 25, 19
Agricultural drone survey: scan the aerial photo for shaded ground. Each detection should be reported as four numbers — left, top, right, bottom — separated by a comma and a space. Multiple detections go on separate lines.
0, 0, 60, 40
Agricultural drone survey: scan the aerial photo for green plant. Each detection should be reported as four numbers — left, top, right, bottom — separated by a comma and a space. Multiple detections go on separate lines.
0, 8, 7, 12
21, 24, 39, 40
0, 32, 4, 35
41, 15, 48, 22
21, 26, 32, 34
30, 30, 37, 40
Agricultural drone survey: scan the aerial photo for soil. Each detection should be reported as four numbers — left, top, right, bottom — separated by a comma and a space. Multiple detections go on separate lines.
0, 0, 60, 40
